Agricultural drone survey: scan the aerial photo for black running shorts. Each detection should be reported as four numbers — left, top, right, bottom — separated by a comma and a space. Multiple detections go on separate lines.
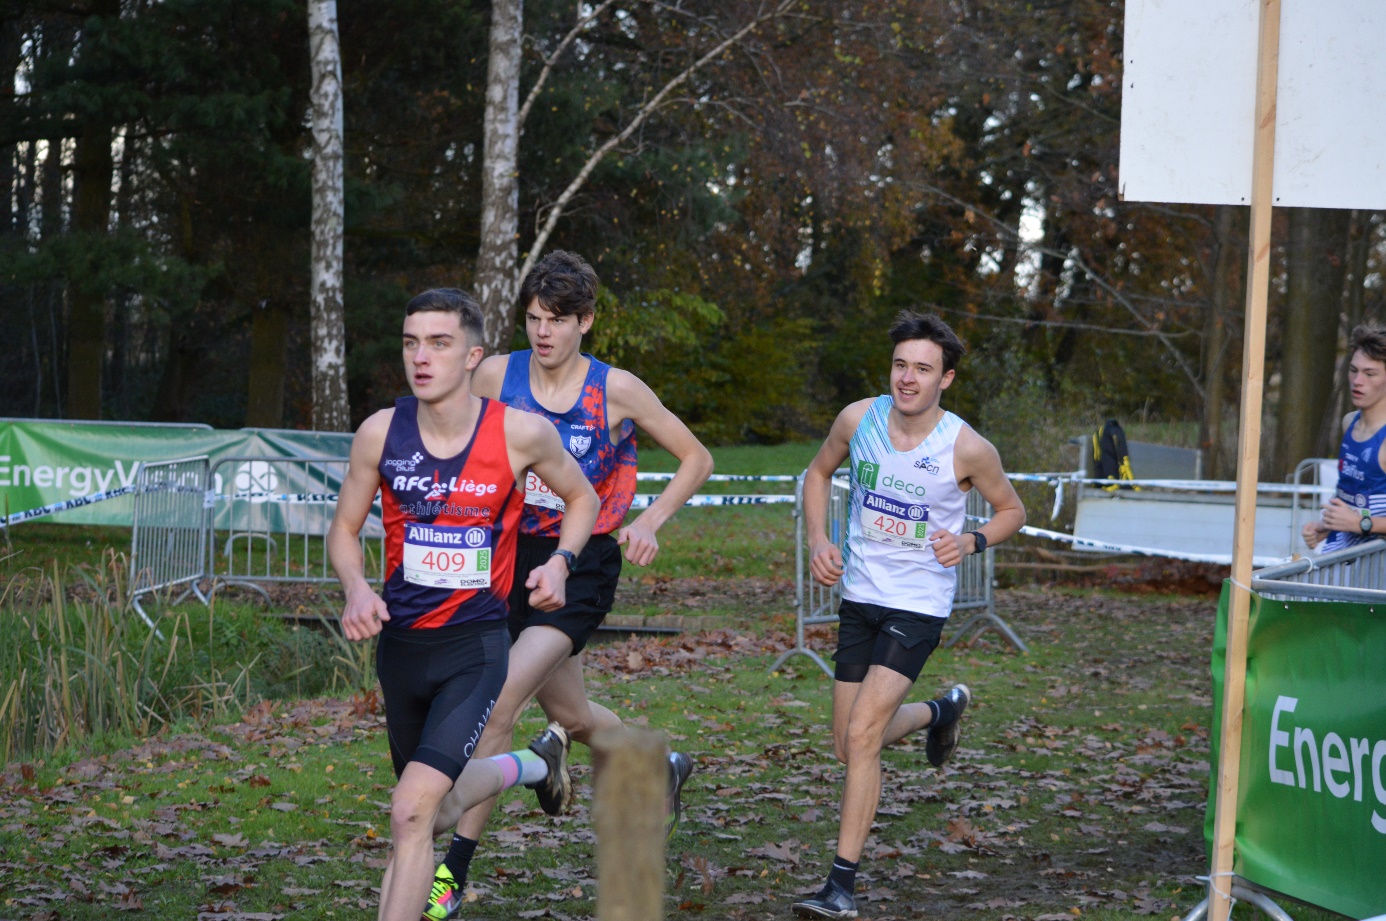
507, 533, 622, 655
833, 599, 946, 683
375, 620, 509, 781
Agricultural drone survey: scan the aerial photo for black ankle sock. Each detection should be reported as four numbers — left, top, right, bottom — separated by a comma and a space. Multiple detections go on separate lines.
443, 834, 478, 885
928, 696, 958, 729
827, 854, 859, 893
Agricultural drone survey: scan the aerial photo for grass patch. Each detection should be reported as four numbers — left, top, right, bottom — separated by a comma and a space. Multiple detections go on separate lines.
0, 587, 1340, 921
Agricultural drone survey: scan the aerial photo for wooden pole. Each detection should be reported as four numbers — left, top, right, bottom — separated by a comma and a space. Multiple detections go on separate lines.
1209, 1, 1282, 918
592, 728, 667, 921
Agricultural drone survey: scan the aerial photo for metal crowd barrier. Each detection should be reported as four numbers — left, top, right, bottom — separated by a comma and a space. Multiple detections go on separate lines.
129, 456, 211, 625
1251, 536, 1386, 603
207, 455, 383, 602
770, 469, 1024, 677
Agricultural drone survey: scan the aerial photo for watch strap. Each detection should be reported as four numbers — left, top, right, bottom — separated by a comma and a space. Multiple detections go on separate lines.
966, 530, 988, 554
549, 548, 579, 573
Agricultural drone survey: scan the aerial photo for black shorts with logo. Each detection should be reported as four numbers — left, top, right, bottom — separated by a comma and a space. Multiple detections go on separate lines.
833, 599, 947, 683
375, 619, 509, 781
507, 533, 622, 655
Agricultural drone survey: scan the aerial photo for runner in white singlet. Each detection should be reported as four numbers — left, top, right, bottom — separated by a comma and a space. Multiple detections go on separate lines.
791, 311, 1026, 921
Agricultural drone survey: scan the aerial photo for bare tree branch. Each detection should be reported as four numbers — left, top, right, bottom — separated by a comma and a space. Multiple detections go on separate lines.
517, 0, 619, 135
519, 0, 796, 280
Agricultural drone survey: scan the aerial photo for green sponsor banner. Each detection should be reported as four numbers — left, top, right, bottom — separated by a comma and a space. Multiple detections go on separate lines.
1207, 583, 1386, 919
0, 420, 356, 529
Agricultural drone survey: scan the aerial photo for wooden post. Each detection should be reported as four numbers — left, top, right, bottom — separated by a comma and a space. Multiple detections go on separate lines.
1209, 1, 1282, 919
592, 728, 667, 921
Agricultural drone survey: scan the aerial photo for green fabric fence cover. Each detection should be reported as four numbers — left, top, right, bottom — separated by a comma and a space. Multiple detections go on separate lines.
1206, 582, 1386, 919
0, 420, 355, 528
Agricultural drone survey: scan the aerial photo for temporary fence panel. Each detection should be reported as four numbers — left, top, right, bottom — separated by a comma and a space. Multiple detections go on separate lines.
772, 470, 1019, 677
1202, 578, 1386, 921
129, 456, 211, 622
208, 456, 383, 599
1252, 537, 1386, 604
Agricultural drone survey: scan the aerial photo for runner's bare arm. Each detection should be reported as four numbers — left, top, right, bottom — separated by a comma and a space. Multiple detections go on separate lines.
506, 408, 600, 610
804, 400, 872, 587
328, 410, 392, 641
606, 369, 714, 566
929, 426, 1026, 568
470, 354, 507, 400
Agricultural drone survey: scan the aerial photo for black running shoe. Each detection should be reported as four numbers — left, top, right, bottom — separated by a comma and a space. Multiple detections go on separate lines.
666, 750, 693, 840
925, 683, 971, 768
524, 722, 573, 816
791, 879, 858, 919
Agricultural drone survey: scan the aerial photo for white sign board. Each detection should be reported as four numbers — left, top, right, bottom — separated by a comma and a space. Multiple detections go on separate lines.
1120, 0, 1386, 208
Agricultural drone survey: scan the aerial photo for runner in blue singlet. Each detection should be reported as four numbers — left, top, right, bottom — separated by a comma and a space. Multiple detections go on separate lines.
1304, 325, 1386, 553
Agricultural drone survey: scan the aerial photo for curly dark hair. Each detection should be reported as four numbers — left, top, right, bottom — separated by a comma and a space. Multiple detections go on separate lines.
1350, 323, 1386, 365
519, 250, 599, 319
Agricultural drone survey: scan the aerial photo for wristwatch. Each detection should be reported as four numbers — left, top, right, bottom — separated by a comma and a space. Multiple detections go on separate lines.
1361, 513, 1374, 534
549, 548, 579, 573
966, 530, 988, 554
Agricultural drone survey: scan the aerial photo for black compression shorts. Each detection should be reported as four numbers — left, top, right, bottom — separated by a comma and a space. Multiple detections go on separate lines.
832, 599, 946, 683
507, 533, 622, 656
375, 620, 509, 781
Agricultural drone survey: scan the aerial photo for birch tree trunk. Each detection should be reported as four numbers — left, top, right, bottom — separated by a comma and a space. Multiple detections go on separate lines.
309, 0, 349, 430
475, 0, 523, 353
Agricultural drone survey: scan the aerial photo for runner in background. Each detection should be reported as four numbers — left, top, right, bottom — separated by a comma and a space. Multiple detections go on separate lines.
1303, 324, 1386, 553
428, 252, 714, 917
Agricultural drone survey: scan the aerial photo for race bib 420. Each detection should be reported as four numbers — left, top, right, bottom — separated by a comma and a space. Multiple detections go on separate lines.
860, 489, 930, 549
402, 523, 492, 589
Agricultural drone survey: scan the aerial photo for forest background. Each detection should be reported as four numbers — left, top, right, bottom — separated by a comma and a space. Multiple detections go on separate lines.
1, 0, 1381, 480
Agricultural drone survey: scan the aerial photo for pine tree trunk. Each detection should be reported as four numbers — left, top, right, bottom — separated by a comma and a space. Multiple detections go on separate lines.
308, 0, 349, 431
475, 0, 523, 353
1199, 206, 1239, 480
1275, 207, 1351, 477
245, 300, 289, 427
67, 123, 114, 420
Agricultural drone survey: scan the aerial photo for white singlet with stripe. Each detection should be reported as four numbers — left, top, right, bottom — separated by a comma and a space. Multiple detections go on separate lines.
841, 396, 968, 618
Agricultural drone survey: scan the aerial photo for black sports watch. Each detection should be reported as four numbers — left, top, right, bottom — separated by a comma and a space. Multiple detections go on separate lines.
1361, 514, 1374, 535
966, 530, 988, 554
549, 548, 579, 573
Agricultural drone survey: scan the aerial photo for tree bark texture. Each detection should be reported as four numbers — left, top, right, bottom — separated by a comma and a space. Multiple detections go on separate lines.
246, 301, 290, 428
67, 124, 114, 420
65, 0, 120, 420
475, 0, 522, 353
1199, 206, 1240, 480
1275, 206, 1351, 477
309, 0, 349, 431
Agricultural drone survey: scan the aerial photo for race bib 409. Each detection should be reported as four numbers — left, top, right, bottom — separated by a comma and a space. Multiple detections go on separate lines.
402, 523, 492, 589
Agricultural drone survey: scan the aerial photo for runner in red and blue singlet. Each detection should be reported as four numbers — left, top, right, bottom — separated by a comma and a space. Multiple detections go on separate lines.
328, 288, 600, 921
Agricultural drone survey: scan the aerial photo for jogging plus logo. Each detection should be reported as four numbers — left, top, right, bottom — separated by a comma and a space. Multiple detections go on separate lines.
384, 451, 425, 473
857, 461, 880, 489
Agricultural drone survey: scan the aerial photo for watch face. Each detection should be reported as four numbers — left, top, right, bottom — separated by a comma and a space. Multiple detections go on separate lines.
1363, 516, 1374, 533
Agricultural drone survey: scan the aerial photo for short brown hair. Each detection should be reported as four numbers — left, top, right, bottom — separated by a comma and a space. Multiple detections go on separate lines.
1350, 323, 1386, 365
405, 288, 485, 346
519, 250, 599, 319
888, 310, 966, 372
